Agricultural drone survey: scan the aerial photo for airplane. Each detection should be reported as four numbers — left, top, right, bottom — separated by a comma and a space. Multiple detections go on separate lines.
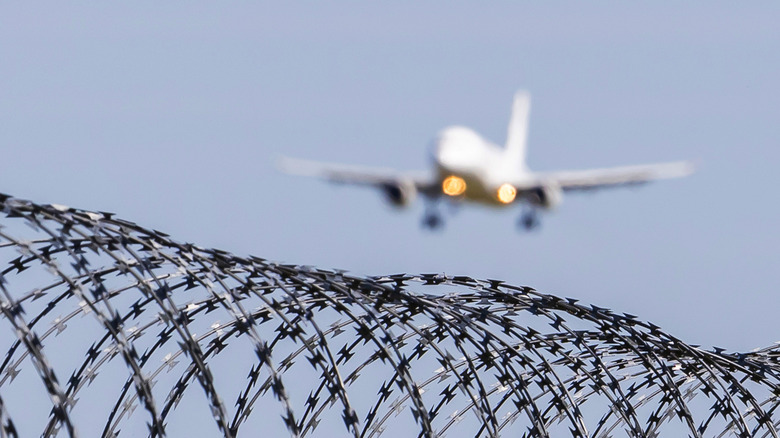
278, 90, 694, 230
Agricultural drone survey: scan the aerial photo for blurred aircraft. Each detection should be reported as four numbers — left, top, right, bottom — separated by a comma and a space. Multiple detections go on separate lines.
279, 91, 693, 230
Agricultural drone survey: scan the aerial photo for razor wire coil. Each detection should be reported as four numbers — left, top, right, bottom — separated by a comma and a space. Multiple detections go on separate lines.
0, 193, 778, 437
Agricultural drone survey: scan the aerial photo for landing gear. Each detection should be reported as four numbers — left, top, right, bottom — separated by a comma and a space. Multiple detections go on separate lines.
421, 197, 445, 230
518, 209, 540, 231
422, 212, 444, 229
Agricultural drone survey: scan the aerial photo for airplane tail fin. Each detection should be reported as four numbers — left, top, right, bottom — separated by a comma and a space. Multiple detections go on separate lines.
505, 90, 531, 168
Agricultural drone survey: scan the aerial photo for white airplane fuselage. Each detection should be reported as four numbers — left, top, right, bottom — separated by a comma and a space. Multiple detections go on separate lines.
432, 126, 542, 207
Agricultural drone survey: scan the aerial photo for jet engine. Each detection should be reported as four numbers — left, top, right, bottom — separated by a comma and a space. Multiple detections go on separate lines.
531, 184, 562, 209
381, 180, 417, 207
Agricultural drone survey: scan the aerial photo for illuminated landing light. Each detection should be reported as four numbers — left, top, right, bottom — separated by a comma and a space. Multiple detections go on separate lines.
442, 175, 467, 196
497, 184, 517, 204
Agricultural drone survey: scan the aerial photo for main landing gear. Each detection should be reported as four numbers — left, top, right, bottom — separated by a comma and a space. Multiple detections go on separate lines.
517, 208, 540, 231
422, 212, 444, 229
421, 206, 444, 229
421, 198, 445, 230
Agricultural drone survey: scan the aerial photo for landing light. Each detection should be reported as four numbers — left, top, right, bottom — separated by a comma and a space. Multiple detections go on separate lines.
497, 184, 517, 204
442, 175, 467, 196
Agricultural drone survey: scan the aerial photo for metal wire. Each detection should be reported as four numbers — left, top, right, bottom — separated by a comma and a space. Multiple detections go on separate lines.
0, 192, 778, 437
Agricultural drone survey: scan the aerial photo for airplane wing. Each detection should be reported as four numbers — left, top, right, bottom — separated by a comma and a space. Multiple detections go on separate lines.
277, 156, 437, 199
521, 161, 694, 191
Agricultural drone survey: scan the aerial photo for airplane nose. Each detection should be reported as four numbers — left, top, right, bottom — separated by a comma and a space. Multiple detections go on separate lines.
428, 136, 444, 162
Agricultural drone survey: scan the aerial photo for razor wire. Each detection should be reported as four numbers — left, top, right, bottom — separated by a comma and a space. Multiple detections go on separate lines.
0, 192, 779, 437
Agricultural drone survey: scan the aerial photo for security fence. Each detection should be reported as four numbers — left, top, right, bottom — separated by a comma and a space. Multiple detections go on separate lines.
0, 193, 778, 437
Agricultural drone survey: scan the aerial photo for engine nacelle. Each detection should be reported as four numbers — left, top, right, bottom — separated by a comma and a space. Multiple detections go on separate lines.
531, 184, 563, 210
381, 180, 417, 208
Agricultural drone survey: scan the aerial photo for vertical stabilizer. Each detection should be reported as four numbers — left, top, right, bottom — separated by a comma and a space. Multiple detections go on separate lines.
505, 90, 531, 167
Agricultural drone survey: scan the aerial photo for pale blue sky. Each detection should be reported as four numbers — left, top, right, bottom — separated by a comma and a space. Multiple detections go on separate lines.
2, 2, 779, 364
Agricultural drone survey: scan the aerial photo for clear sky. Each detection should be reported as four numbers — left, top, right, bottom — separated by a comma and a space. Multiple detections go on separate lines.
2, 1, 779, 367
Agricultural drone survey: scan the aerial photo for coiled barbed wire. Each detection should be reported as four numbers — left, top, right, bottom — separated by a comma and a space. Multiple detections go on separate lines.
0, 192, 778, 437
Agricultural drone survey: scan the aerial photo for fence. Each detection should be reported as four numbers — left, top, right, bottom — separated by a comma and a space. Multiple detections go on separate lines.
0, 193, 778, 437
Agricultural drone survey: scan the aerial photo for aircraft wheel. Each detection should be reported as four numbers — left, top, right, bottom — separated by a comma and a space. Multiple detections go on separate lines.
518, 211, 540, 231
422, 213, 444, 230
